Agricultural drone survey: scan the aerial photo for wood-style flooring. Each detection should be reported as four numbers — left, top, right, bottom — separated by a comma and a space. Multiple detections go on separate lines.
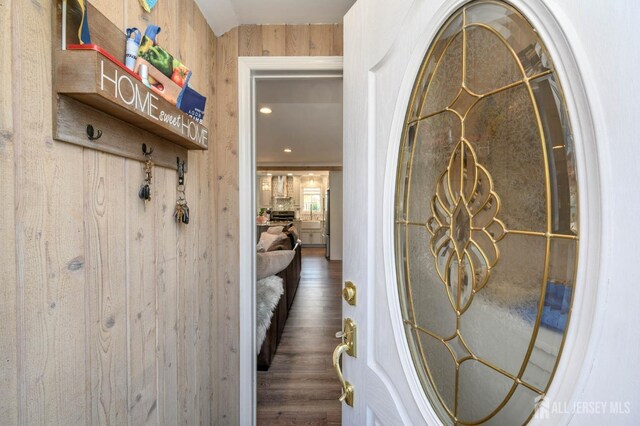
257, 247, 343, 425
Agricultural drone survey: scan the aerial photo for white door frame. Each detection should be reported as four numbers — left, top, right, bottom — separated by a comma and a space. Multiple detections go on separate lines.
237, 56, 343, 426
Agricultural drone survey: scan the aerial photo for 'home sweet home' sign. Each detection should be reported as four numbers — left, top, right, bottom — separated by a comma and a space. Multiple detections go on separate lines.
56, 48, 208, 151
99, 60, 208, 147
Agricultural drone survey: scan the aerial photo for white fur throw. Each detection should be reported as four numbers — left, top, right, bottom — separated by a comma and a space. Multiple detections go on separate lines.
256, 275, 284, 353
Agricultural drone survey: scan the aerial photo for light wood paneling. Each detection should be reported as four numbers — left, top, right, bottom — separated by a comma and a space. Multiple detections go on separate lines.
84, 152, 128, 425
91, 0, 123, 26
14, 2, 88, 424
206, 28, 219, 425
239, 25, 263, 56
286, 24, 311, 56
177, 1, 199, 422
310, 25, 334, 56
126, 158, 158, 425
332, 24, 344, 56
4, 0, 217, 424
156, 165, 179, 425
126, 0, 154, 33
0, 0, 17, 423
3, 1, 341, 421
214, 27, 241, 425
0, 0, 13, 130
211, 22, 343, 424
155, 0, 179, 54
261, 25, 286, 56
194, 10, 213, 425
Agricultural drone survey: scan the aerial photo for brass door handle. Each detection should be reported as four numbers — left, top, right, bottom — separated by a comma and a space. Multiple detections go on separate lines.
333, 343, 354, 406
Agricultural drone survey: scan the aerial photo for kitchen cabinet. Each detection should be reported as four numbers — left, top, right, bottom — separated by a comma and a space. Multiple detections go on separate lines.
302, 230, 323, 246
259, 176, 272, 207
300, 221, 324, 246
293, 177, 301, 207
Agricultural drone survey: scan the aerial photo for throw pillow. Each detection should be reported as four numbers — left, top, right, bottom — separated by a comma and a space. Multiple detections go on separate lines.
256, 250, 296, 280
266, 226, 285, 235
257, 231, 287, 252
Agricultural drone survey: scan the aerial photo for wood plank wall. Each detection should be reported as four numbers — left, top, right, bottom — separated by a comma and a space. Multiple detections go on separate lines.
1, 0, 216, 424
0, 0, 342, 420
213, 23, 343, 424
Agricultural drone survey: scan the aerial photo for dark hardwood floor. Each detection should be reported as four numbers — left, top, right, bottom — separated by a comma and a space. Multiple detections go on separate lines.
257, 247, 343, 425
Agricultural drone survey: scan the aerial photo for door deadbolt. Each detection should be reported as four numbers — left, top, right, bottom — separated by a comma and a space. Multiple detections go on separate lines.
343, 281, 356, 305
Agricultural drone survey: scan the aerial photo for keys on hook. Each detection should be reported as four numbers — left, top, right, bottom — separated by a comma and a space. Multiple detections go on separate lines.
174, 158, 190, 224
139, 158, 153, 202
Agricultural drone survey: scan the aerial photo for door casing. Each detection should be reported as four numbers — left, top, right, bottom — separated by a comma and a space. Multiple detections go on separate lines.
237, 56, 343, 426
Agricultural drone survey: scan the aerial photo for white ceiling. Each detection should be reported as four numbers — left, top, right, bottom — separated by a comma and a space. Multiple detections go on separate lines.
256, 78, 343, 168
195, 0, 356, 36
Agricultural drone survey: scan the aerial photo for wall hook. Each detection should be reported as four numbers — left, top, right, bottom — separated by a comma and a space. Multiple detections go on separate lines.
177, 157, 186, 185
86, 124, 102, 141
142, 143, 154, 156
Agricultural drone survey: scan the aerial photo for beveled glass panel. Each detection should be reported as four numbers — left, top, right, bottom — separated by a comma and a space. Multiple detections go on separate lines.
546, 237, 577, 290
450, 88, 480, 117
520, 326, 564, 391
411, 12, 464, 120
422, 32, 464, 115
452, 202, 472, 255
408, 225, 458, 337
530, 74, 579, 235
481, 385, 540, 425
395, 224, 413, 322
396, 2, 579, 424
418, 331, 457, 412
465, 2, 552, 77
460, 234, 545, 377
457, 360, 514, 423
466, 85, 547, 232
465, 26, 523, 95
407, 112, 461, 224
396, 122, 417, 221
521, 238, 577, 389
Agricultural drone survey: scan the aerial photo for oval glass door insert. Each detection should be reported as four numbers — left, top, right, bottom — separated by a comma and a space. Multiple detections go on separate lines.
394, 1, 579, 424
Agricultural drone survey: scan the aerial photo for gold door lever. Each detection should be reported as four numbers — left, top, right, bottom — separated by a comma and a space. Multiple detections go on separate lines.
333, 318, 357, 407
333, 343, 354, 406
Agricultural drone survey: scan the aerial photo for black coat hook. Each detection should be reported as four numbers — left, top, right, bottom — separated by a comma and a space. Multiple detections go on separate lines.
142, 143, 154, 156
86, 125, 102, 141
177, 157, 185, 185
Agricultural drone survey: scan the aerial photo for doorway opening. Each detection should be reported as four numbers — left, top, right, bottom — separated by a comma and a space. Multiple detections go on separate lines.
238, 57, 344, 425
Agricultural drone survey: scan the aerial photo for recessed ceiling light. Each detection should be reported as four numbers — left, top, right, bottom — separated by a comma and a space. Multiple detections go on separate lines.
287, 173, 293, 176
267, 173, 272, 176
284, 148, 292, 153
260, 107, 272, 114
308, 173, 315, 176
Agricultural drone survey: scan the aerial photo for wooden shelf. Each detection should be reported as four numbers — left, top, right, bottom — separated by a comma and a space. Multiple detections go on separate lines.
52, 0, 211, 169
55, 47, 208, 151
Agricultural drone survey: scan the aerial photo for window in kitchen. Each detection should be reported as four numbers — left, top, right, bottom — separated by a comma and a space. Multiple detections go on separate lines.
303, 187, 322, 213
394, 1, 579, 425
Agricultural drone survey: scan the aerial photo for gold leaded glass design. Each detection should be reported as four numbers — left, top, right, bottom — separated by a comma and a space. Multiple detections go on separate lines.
394, 1, 579, 425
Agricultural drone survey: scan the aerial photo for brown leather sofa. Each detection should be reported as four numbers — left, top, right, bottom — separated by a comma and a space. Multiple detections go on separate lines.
257, 243, 301, 370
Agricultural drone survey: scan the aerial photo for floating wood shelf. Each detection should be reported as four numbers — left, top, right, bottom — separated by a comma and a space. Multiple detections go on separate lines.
56, 47, 208, 151
52, 0, 210, 170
